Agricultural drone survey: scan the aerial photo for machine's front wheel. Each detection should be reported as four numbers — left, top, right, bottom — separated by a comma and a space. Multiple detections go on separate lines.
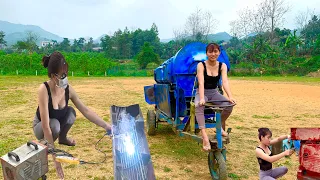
208, 151, 227, 180
147, 110, 156, 136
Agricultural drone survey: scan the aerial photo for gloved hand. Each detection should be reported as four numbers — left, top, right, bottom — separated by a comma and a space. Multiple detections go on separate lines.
106, 127, 112, 137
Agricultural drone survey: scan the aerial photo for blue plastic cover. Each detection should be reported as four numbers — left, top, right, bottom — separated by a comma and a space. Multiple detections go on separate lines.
154, 42, 230, 86
173, 42, 208, 75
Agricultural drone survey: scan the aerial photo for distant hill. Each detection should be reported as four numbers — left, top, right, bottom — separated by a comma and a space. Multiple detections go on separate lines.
1, 20, 233, 46
160, 32, 232, 43
160, 38, 173, 43
0, 20, 64, 46
94, 34, 106, 43
206, 32, 232, 42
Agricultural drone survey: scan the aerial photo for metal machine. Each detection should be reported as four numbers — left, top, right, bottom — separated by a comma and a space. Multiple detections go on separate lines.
291, 128, 320, 180
1, 104, 155, 180
1, 141, 48, 180
110, 104, 156, 180
144, 42, 234, 180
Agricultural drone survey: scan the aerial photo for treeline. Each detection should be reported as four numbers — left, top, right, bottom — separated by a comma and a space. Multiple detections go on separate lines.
226, 0, 320, 76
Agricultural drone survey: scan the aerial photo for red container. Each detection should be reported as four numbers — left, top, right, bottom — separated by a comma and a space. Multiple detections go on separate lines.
300, 143, 320, 174
291, 128, 320, 141
297, 168, 320, 180
291, 128, 320, 179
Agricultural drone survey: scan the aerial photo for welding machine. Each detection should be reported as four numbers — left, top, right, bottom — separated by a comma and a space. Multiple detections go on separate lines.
1, 140, 48, 180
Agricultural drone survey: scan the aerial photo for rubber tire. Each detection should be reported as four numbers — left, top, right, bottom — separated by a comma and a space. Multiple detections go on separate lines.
147, 110, 156, 136
208, 151, 227, 180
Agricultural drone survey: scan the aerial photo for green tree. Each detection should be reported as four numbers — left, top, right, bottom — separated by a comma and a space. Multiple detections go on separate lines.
78, 37, 85, 51
0, 31, 7, 47
301, 15, 320, 54
136, 42, 160, 69
101, 35, 113, 57
274, 28, 291, 45
60, 38, 71, 52
84, 37, 94, 52
13, 31, 38, 53
284, 30, 302, 56
72, 39, 80, 52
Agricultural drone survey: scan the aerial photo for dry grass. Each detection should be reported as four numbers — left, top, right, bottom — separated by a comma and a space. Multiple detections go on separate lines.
0, 76, 320, 180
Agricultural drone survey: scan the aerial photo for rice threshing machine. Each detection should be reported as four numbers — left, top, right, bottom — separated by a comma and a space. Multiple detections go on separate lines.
144, 42, 235, 180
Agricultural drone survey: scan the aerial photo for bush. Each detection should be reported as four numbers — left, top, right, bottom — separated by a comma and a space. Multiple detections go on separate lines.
136, 42, 160, 69
0, 52, 116, 76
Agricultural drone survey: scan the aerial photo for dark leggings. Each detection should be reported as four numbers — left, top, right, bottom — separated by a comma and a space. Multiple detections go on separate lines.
259, 166, 288, 180
33, 106, 76, 142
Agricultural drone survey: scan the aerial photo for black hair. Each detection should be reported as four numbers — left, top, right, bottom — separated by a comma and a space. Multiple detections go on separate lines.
258, 128, 272, 141
42, 51, 68, 78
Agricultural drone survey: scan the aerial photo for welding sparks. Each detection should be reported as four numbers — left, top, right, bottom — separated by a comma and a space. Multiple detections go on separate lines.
124, 134, 135, 156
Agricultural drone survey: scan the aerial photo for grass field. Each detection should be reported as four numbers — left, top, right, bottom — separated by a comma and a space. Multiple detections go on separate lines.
0, 75, 320, 180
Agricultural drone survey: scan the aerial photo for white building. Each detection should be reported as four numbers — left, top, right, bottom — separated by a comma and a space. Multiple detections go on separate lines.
41, 41, 55, 47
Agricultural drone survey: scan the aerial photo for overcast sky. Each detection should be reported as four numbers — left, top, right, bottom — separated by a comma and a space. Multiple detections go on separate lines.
0, 0, 319, 40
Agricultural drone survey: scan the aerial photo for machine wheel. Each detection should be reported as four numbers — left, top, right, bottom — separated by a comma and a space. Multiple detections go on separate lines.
208, 151, 227, 180
147, 110, 156, 136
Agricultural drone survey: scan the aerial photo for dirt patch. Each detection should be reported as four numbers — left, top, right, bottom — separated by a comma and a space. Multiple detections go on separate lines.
307, 69, 320, 77
0, 76, 319, 180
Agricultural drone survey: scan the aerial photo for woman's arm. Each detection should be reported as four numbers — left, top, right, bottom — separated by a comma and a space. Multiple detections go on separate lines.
69, 85, 111, 131
255, 148, 287, 163
38, 84, 64, 179
270, 135, 290, 145
38, 84, 55, 146
197, 63, 205, 102
221, 63, 235, 103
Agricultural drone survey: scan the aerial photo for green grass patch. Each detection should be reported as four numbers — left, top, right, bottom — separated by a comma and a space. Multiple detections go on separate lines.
150, 125, 205, 160
252, 115, 272, 119
163, 166, 172, 172
228, 173, 242, 180
230, 115, 245, 122
184, 168, 193, 173
230, 76, 320, 84
0, 89, 29, 106
301, 113, 320, 118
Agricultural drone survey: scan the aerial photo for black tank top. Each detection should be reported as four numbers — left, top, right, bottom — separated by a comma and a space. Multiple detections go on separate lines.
257, 146, 273, 171
36, 82, 69, 122
202, 61, 222, 89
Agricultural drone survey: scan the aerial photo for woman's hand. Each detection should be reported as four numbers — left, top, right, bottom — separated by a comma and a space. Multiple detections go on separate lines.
105, 123, 112, 136
54, 161, 64, 180
199, 98, 206, 106
228, 96, 236, 104
284, 149, 295, 157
